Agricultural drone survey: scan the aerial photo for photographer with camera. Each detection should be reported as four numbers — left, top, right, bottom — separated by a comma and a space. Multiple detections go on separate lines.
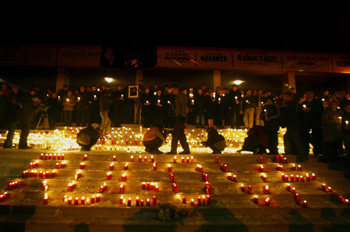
143, 124, 168, 154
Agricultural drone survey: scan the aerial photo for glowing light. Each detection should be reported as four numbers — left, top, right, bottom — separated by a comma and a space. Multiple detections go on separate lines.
233, 80, 244, 86
104, 77, 114, 83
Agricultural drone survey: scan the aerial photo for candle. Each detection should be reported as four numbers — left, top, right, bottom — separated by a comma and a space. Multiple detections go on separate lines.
80, 162, 85, 169
142, 182, 146, 190
152, 196, 157, 205
197, 196, 202, 206
40, 153, 44, 159
121, 173, 126, 181
107, 172, 112, 180
276, 155, 280, 163
300, 176, 304, 182
168, 164, 172, 172
339, 196, 345, 203
261, 173, 267, 182
240, 184, 245, 192
55, 162, 60, 169
151, 156, 154, 163
170, 173, 174, 182
286, 184, 291, 191
216, 156, 219, 163
345, 199, 350, 205
291, 187, 296, 194
67, 197, 72, 205
96, 194, 101, 202
136, 197, 140, 206
206, 195, 211, 205
139, 155, 142, 162
140, 200, 144, 206
182, 196, 187, 204
74, 197, 79, 205
113, 155, 116, 161
124, 163, 128, 170
224, 164, 228, 172
283, 157, 288, 163
83, 154, 87, 160
43, 193, 48, 205
259, 156, 264, 164
91, 195, 95, 204
253, 195, 258, 204
284, 175, 289, 182
328, 187, 333, 192
203, 173, 209, 182
146, 182, 150, 190
264, 185, 269, 194
81, 196, 85, 205
120, 184, 124, 193
259, 165, 265, 172
297, 165, 302, 171
322, 183, 327, 191
181, 157, 185, 163
265, 198, 270, 206
153, 162, 157, 171
110, 162, 114, 170
146, 198, 150, 206
290, 175, 294, 182
302, 200, 307, 208
248, 185, 252, 194
174, 156, 177, 163
197, 165, 203, 172
191, 199, 195, 206
306, 173, 310, 181
191, 156, 194, 163
120, 195, 124, 205
227, 173, 232, 180
172, 183, 178, 193
127, 198, 131, 206
295, 175, 300, 182
233, 175, 237, 182
312, 173, 316, 180
144, 156, 148, 162
130, 155, 134, 162
295, 193, 301, 204
155, 185, 159, 192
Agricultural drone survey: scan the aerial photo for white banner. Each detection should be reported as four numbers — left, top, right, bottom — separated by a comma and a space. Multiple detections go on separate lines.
331, 55, 350, 73
282, 52, 330, 72
156, 47, 197, 68
233, 50, 282, 70
196, 49, 233, 69
57, 46, 102, 67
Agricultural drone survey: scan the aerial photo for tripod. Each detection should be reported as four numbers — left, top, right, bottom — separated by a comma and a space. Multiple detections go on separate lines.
36, 111, 49, 130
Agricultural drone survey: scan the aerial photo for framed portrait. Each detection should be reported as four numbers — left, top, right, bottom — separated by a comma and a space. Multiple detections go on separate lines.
128, 85, 139, 98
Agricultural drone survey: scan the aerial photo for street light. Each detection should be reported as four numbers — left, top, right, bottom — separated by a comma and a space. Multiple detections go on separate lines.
233, 80, 244, 86
104, 77, 114, 83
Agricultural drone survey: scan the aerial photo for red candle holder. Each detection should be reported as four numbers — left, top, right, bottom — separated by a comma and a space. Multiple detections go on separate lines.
253, 195, 258, 204
191, 199, 195, 206
328, 187, 333, 192
139, 155, 142, 162
206, 195, 211, 205
322, 183, 327, 191
155, 185, 159, 192
80, 162, 85, 169
121, 173, 127, 181
240, 184, 245, 192
153, 162, 157, 171
167, 164, 172, 172
119, 196, 124, 205
276, 155, 280, 163
119, 184, 124, 193
284, 175, 289, 182
259, 165, 265, 172
43, 194, 48, 205
146, 198, 150, 206
295, 193, 301, 204
291, 187, 296, 194
216, 156, 219, 163
144, 156, 148, 162
83, 154, 87, 161
181, 157, 185, 163
197, 196, 202, 206
248, 185, 252, 194
136, 197, 140, 206
172, 183, 178, 193
264, 185, 269, 194
142, 182, 146, 190
297, 165, 302, 171
290, 175, 294, 182
152, 196, 157, 205
124, 163, 128, 170
170, 173, 174, 182
107, 172, 112, 180
311, 173, 316, 180
182, 196, 187, 204
96, 194, 100, 202
174, 156, 177, 163
302, 200, 307, 208
286, 184, 291, 191
151, 156, 154, 163
265, 198, 270, 206
339, 196, 345, 203
259, 156, 264, 164
130, 155, 134, 162
127, 198, 131, 206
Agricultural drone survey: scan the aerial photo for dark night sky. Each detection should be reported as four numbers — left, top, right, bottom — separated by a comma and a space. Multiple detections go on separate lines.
1, 2, 350, 53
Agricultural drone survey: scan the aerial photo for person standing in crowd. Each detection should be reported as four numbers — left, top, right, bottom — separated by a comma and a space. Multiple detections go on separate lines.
141, 87, 153, 127
167, 84, 190, 155
300, 90, 324, 156
4, 97, 43, 149
0, 89, 7, 129
255, 89, 265, 126
2, 95, 20, 148
88, 85, 101, 125
228, 85, 242, 129
123, 80, 134, 124
152, 89, 165, 126
320, 100, 343, 163
187, 87, 196, 125
112, 84, 124, 127
46, 92, 60, 130
76, 85, 89, 127
57, 84, 68, 123
163, 87, 175, 128
134, 79, 145, 124
206, 91, 217, 128
242, 89, 255, 129
99, 90, 113, 138
261, 96, 280, 155
342, 103, 350, 164
279, 91, 307, 162
62, 90, 76, 127
194, 88, 206, 129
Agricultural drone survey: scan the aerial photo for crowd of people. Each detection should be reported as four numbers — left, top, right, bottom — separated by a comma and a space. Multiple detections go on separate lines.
1, 80, 350, 165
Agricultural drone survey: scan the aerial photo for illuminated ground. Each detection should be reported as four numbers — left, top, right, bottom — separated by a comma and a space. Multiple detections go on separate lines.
0, 126, 350, 232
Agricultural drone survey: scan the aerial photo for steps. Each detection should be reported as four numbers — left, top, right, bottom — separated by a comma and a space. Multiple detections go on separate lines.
0, 128, 350, 231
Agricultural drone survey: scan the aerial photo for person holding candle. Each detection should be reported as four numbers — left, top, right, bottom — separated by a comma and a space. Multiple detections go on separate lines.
152, 89, 165, 127
320, 100, 343, 163
167, 84, 191, 155
87, 85, 101, 126
201, 127, 226, 154
141, 87, 153, 128
111, 84, 124, 127
261, 96, 280, 155
62, 90, 76, 127
228, 85, 242, 129
242, 89, 256, 130
75, 85, 88, 127
143, 124, 168, 154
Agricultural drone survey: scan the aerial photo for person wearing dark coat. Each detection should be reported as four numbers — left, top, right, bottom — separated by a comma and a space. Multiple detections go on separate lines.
152, 90, 164, 127
202, 127, 226, 154
242, 89, 256, 129
206, 91, 217, 128
261, 97, 280, 155
228, 85, 242, 129
4, 97, 43, 149
112, 85, 124, 127
167, 84, 190, 155
87, 85, 101, 125
75, 86, 89, 127
300, 90, 324, 156
342, 103, 350, 163
141, 88, 153, 127
320, 100, 343, 163
46, 92, 60, 130
163, 88, 175, 128
77, 124, 102, 151
279, 91, 307, 162
100, 91, 113, 138
194, 88, 207, 128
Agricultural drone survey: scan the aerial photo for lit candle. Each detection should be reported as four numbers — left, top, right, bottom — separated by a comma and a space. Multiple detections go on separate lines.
121, 173, 126, 181
286, 184, 291, 191
297, 165, 302, 171
284, 175, 289, 182
155, 185, 159, 192
181, 157, 185, 163
233, 175, 237, 182
74, 197, 79, 205
140, 199, 144, 206
259, 165, 265, 172
120, 195, 124, 205
113, 155, 116, 161
197, 165, 203, 172
146, 198, 150, 206
295, 193, 301, 204
227, 173, 232, 180
151, 156, 154, 163
67, 197, 72, 205
253, 195, 258, 204
322, 183, 327, 191
191, 156, 194, 163
43, 193, 48, 205
206, 195, 211, 205
306, 173, 310, 181
182, 196, 187, 204
107, 172, 112, 180
91, 195, 95, 203
248, 185, 252, 194
311, 173, 316, 180
142, 182, 146, 190
262, 173, 267, 182
197, 196, 202, 206
259, 156, 264, 164
83, 154, 87, 160
291, 187, 296, 194
170, 173, 174, 182
167, 164, 172, 172
339, 196, 345, 203
136, 196, 140, 206
146, 182, 150, 190
152, 196, 157, 205
119, 184, 124, 193
172, 183, 178, 193
144, 156, 148, 162
216, 156, 219, 163
80, 162, 85, 169
224, 164, 228, 172
174, 156, 177, 163
302, 200, 307, 208
127, 198, 131, 206
130, 155, 134, 162
81, 196, 85, 205
290, 174, 294, 182
265, 198, 270, 206
153, 162, 157, 171
110, 162, 114, 170
191, 199, 195, 206
328, 187, 333, 192
139, 155, 142, 162
124, 163, 128, 170
264, 185, 269, 194
240, 184, 245, 192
